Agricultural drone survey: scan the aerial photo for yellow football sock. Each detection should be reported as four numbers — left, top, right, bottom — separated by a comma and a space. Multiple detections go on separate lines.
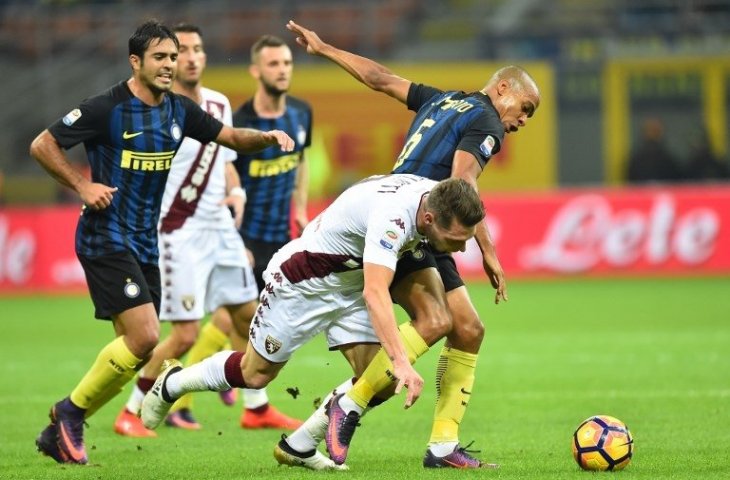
70, 336, 142, 417
349, 322, 428, 409
429, 346, 477, 444
171, 322, 229, 412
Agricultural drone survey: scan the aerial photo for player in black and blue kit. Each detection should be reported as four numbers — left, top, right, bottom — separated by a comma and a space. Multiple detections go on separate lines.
279, 21, 540, 470
31, 20, 294, 465
233, 35, 313, 293
227, 34, 313, 430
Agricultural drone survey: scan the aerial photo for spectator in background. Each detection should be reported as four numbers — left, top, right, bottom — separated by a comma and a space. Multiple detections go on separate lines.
626, 117, 683, 184
684, 127, 730, 182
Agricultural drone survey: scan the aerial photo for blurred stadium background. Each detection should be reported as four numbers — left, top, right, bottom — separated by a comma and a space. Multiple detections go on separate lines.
1, 3, 729, 478
1, 0, 729, 290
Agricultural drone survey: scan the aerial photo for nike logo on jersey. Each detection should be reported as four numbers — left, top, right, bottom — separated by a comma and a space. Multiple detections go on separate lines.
122, 130, 143, 139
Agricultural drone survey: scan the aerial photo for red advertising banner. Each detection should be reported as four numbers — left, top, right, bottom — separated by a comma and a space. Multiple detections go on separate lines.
0, 206, 85, 293
454, 184, 730, 279
1, 184, 729, 293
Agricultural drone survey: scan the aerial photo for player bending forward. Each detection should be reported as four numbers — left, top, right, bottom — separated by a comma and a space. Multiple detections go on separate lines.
141, 175, 484, 470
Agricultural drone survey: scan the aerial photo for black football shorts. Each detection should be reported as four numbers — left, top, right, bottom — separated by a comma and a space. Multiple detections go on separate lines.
393, 243, 464, 292
77, 250, 161, 320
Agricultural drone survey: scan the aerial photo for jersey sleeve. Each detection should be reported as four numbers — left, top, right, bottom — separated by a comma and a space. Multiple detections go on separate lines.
362, 207, 413, 271
456, 114, 504, 169
181, 95, 224, 145
406, 83, 444, 113
47, 95, 110, 149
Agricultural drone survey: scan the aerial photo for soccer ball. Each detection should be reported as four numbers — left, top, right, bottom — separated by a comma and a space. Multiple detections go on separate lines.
571, 415, 633, 471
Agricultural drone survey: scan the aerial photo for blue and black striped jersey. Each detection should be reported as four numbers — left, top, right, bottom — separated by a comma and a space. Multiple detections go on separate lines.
48, 81, 223, 264
232, 96, 312, 244
392, 83, 505, 180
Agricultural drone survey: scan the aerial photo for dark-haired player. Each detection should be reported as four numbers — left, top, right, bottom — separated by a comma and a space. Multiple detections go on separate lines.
284, 20, 540, 469
31, 20, 293, 465
229, 34, 312, 429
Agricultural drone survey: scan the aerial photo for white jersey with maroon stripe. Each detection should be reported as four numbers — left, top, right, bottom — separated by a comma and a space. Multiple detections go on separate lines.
250, 174, 436, 362
267, 174, 434, 294
159, 87, 237, 232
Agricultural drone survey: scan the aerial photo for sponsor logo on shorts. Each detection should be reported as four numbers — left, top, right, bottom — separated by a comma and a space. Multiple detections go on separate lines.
124, 279, 140, 298
380, 239, 394, 249
181, 295, 195, 311
265, 335, 282, 355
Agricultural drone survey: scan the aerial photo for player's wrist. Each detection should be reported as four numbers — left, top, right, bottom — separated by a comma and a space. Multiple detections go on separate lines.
228, 186, 246, 202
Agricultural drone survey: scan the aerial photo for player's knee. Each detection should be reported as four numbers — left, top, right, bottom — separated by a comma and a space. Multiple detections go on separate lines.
449, 311, 484, 348
128, 330, 159, 356
172, 325, 200, 352
412, 304, 452, 344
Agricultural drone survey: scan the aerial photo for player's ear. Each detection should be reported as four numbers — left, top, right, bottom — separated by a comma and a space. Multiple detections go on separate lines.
129, 54, 141, 72
423, 211, 434, 225
497, 79, 510, 96
249, 63, 259, 80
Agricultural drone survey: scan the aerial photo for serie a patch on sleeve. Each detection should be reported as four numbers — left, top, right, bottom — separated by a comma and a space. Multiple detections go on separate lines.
62, 108, 82, 126
479, 135, 496, 157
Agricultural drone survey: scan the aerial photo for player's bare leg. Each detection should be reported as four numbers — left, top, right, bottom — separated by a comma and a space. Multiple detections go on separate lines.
283, 268, 452, 466
116, 320, 199, 436
423, 286, 497, 469
39, 304, 158, 464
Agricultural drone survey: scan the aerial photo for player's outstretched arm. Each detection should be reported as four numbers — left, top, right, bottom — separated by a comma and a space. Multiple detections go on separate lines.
30, 130, 117, 210
286, 20, 411, 104
452, 150, 508, 303
362, 263, 424, 408
217, 126, 294, 154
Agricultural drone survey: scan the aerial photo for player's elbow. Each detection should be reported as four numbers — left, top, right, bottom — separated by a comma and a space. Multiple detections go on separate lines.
363, 70, 393, 93
29, 131, 46, 159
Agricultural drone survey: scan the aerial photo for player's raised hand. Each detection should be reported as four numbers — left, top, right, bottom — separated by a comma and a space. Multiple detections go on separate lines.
264, 129, 295, 152
393, 362, 424, 409
286, 20, 327, 56
79, 182, 118, 210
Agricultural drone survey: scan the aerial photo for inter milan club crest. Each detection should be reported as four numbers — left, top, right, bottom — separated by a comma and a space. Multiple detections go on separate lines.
181, 295, 196, 311
265, 335, 282, 355
123, 278, 140, 298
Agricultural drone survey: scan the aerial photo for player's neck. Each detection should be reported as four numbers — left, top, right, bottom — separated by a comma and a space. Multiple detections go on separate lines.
127, 78, 166, 106
253, 90, 286, 118
173, 81, 203, 105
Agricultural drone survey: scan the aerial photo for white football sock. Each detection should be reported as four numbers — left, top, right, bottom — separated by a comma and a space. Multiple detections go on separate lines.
165, 351, 234, 399
242, 387, 269, 409
428, 441, 459, 457
286, 378, 355, 452
125, 384, 145, 415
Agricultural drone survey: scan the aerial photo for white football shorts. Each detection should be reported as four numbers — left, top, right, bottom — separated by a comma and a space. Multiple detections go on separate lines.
159, 227, 258, 321
249, 268, 379, 363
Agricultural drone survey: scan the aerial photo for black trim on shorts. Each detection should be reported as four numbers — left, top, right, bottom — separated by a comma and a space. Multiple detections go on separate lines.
77, 251, 161, 320
392, 243, 464, 292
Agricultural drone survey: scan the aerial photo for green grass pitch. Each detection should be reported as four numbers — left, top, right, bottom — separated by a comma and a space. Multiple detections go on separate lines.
1, 277, 729, 479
